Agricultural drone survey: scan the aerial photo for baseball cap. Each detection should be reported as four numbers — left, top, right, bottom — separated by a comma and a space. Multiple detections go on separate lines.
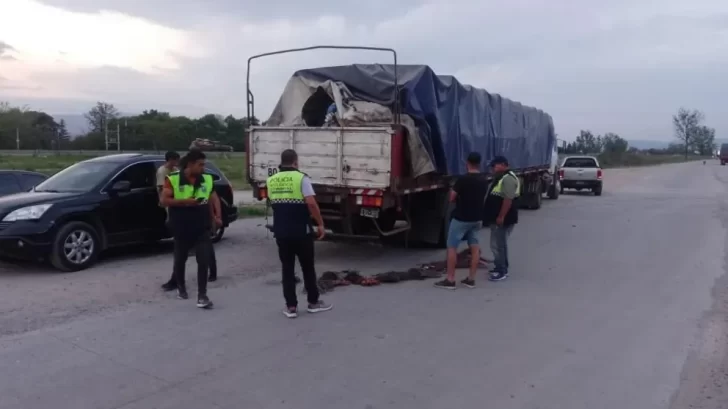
489, 155, 509, 167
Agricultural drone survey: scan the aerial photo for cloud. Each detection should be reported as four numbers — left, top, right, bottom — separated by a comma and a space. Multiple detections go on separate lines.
0, 40, 17, 60
2, 0, 727, 141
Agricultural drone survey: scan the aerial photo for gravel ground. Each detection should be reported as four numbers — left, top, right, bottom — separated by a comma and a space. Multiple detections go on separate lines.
0, 216, 436, 337
2, 161, 728, 408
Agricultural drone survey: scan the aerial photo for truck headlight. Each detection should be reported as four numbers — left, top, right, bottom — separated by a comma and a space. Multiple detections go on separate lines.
2, 204, 53, 222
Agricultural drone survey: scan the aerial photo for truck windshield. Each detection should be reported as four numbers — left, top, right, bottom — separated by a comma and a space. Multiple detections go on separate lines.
563, 158, 598, 168
34, 162, 119, 193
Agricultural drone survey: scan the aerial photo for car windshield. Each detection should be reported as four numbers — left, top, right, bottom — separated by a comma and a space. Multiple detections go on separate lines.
34, 161, 119, 192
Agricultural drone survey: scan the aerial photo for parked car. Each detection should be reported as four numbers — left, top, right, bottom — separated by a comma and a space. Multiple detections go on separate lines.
0, 154, 238, 272
558, 156, 603, 196
0, 170, 48, 197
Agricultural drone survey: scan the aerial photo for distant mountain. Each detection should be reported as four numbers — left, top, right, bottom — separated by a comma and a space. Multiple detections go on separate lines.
627, 139, 670, 150
628, 139, 728, 151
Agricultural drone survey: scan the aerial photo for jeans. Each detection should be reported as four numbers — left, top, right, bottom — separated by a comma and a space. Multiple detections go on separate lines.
276, 237, 319, 308
490, 224, 514, 274
173, 232, 210, 297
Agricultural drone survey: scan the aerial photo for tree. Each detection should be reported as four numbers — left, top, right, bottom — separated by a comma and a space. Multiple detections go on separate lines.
601, 133, 629, 153
672, 108, 704, 159
691, 125, 716, 156
84, 102, 119, 133
574, 130, 599, 153
57, 119, 70, 146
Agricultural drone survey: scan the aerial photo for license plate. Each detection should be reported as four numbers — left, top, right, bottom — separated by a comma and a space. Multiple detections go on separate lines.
575, 181, 585, 185
360, 208, 380, 218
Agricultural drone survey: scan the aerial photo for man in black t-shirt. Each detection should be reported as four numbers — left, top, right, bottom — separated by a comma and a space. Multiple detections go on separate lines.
435, 152, 489, 290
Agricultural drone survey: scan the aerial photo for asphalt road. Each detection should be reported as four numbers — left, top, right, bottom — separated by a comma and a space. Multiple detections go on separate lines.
1, 161, 727, 409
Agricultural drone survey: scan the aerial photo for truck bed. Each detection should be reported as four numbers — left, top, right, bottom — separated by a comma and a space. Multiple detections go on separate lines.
248, 126, 393, 189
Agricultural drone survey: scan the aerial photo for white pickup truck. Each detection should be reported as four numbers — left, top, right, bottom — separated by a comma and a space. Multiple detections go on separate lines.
558, 156, 603, 196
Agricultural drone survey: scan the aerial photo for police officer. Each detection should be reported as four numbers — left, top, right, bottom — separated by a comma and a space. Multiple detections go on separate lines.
482, 155, 520, 282
159, 149, 218, 308
268, 149, 332, 318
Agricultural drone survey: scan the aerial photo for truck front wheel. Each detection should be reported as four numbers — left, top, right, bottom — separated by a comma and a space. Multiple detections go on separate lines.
547, 180, 559, 200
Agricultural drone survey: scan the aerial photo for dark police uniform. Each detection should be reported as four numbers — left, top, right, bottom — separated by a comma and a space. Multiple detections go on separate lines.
167, 171, 214, 300
267, 167, 320, 308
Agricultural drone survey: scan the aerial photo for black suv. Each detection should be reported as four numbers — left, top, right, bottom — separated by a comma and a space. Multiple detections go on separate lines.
0, 154, 238, 272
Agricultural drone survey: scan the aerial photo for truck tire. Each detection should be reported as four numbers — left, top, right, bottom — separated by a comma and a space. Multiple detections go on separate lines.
593, 185, 603, 196
523, 179, 542, 210
436, 201, 455, 248
547, 180, 559, 200
722, 161, 725, 166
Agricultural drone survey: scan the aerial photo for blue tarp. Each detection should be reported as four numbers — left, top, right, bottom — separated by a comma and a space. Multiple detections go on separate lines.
294, 64, 556, 176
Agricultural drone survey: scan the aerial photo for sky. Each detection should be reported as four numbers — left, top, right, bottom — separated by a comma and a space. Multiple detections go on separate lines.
0, 0, 726, 141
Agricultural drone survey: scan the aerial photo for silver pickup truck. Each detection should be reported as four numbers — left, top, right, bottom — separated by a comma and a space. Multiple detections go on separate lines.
558, 156, 603, 196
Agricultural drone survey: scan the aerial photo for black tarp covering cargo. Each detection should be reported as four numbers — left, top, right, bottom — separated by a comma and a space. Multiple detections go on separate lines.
293, 64, 556, 176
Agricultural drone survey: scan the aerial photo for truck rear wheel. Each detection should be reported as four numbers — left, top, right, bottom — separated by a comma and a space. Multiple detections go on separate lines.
436, 201, 455, 248
522, 179, 542, 210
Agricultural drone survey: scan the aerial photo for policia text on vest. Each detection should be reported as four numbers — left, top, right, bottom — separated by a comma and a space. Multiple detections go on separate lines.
160, 153, 219, 309
267, 156, 330, 317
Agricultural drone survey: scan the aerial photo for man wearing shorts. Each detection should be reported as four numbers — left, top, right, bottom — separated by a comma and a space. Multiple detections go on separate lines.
435, 152, 488, 290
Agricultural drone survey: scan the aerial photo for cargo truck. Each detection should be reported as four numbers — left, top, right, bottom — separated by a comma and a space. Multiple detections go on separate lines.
720, 143, 728, 165
246, 46, 559, 247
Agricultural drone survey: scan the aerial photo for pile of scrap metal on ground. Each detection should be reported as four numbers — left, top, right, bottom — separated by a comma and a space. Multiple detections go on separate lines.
312, 250, 491, 294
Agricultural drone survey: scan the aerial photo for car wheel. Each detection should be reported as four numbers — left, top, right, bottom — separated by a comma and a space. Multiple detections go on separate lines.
211, 226, 225, 243
593, 186, 603, 196
50, 221, 101, 272
559, 185, 564, 194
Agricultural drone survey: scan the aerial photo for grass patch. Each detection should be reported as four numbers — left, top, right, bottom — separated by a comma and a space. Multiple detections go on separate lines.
0, 152, 249, 189
237, 204, 270, 218
596, 152, 710, 168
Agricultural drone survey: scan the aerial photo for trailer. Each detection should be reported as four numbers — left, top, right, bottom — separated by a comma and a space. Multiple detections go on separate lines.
246, 46, 559, 247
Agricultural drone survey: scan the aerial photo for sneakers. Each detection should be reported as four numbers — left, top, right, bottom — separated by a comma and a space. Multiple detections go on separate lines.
434, 279, 456, 290
208, 275, 217, 282
161, 282, 177, 292
177, 289, 189, 300
283, 306, 298, 318
196, 295, 213, 309
282, 301, 332, 317
489, 271, 509, 281
434, 278, 476, 289
307, 301, 333, 313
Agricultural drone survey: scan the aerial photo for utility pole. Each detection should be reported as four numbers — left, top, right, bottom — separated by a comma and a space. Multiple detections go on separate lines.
15, 127, 19, 150
104, 118, 121, 151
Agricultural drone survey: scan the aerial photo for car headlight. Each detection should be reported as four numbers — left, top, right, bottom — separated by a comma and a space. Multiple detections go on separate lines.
2, 204, 53, 222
